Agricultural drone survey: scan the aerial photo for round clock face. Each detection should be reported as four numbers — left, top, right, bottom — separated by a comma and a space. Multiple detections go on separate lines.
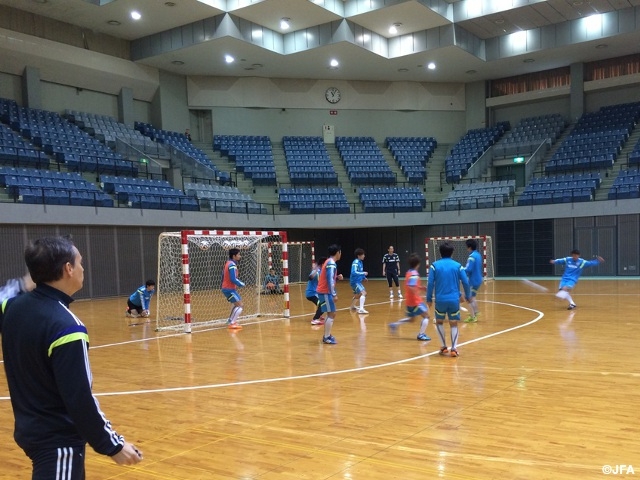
325, 87, 341, 104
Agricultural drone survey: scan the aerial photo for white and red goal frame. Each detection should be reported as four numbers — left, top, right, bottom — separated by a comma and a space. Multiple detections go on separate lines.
424, 235, 494, 280
165, 230, 290, 333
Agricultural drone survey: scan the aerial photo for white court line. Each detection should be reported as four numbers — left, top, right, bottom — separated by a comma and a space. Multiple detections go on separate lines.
0, 300, 542, 400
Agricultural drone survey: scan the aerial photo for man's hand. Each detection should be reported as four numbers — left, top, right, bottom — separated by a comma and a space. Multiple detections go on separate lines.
111, 442, 143, 466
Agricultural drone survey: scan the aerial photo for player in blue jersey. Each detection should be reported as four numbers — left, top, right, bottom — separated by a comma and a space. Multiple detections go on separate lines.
349, 248, 369, 314
0, 274, 34, 302
427, 242, 471, 358
262, 267, 282, 294
305, 258, 326, 325
550, 250, 604, 310
126, 279, 156, 323
463, 239, 484, 323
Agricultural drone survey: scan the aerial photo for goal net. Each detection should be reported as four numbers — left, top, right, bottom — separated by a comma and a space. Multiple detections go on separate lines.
274, 241, 314, 284
425, 235, 494, 280
156, 230, 290, 333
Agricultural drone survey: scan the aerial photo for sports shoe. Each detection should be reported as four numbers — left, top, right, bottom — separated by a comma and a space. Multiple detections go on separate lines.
567, 304, 577, 310
439, 347, 450, 356
125, 310, 140, 318
416, 333, 431, 341
357, 308, 369, 314
450, 349, 459, 357
388, 322, 398, 334
389, 293, 394, 299
228, 323, 243, 330
310, 319, 325, 325
322, 335, 337, 344
350, 305, 358, 311
464, 315, 477, 323
397, 292, 403, 299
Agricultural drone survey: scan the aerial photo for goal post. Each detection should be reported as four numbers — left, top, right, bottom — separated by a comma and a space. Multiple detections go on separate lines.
425, 235, 494, 280
274, 241, 314, 284
156, 230, 290, 333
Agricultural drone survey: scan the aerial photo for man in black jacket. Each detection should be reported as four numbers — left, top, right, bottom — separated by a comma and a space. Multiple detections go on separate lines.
0, 236, 143, 479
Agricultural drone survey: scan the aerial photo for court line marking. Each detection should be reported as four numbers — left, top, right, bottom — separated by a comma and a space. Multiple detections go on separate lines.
93, 301, 545, 397
0, 300, 541, 400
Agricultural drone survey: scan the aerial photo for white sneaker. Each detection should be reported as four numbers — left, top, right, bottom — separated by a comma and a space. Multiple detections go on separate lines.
357, 308, 369, 314
389, 293, 394, 299
398, 292, 403, 299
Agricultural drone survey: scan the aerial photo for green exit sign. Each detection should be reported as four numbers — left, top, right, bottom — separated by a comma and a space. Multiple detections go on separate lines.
513, 156, 525, 163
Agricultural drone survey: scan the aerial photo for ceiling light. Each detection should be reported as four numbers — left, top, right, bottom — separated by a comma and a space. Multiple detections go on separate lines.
252, 64, 263, 68
523, 58, 535, 63
130, 11, 142, 21
164, 1, 176, 5
427, 62, 436, 70
107, 20, 121, 26
595, 44, 608, 49
494, 18, 505, 25
171, 60, 184, 65
398, 68, 409, 73
389, 23, 401, 35
225, 55, 235, 64
466, 69, 477, 74
329, 59, 339, 68
280, 18, 290, 30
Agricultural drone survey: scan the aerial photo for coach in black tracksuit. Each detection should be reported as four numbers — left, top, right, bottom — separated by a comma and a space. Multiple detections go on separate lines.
0, 236, 143, 479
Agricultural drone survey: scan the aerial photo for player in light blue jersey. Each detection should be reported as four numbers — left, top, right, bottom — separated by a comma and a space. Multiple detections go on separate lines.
550, 249, 604, 310
427, 242, 471, 358
305, 258, 326, 325
464, 239, 484, 323
349, 248, 369, 314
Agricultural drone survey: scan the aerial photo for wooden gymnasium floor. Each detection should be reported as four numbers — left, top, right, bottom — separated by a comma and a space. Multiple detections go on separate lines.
1, 278, 639, 479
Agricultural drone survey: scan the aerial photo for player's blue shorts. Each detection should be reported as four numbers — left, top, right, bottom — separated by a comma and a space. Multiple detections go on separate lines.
317, 293, 336, 313
559, 279, 576, 290
470, 284, 482, 297
222, 288, 241, 303
433, 300, 461, 321
351, 283, 365, 294
406, 303, 428, 317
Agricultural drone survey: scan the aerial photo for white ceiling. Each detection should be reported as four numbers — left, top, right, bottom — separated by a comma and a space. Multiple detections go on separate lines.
3, 0, 640, 83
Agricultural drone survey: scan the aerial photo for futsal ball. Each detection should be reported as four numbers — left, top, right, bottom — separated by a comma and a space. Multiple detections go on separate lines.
199, 241, 211, 251
521, 279, 549, 292
266, 282, 275, 290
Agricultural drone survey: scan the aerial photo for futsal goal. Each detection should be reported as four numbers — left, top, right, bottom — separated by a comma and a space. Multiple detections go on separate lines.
156, 230, 290, 333
276, 241, 314, 284
425, 235, 494, 281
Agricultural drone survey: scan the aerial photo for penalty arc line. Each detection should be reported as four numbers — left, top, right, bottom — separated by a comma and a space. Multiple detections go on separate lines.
0, 301, 543, 400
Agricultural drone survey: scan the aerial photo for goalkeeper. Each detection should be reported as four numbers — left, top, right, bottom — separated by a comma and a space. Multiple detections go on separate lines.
126, 279, 156, 320
262, 267, 282, 294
